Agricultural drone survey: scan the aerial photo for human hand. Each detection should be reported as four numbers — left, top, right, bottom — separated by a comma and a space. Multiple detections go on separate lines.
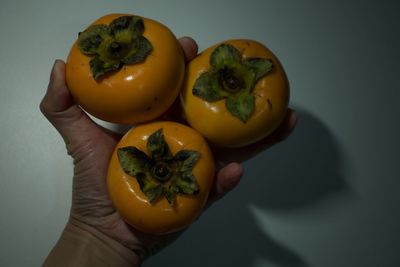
40, 37, 296, 265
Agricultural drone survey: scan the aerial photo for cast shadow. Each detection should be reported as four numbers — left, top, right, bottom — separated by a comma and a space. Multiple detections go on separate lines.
144, 108, 350, 267
246, 107, 350, 210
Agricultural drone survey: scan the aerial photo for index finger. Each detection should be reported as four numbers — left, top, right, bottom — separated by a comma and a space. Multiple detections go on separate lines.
178, 37, 198, 62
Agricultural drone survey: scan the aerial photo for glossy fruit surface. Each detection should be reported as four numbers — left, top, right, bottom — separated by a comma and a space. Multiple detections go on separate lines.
66, 14, 185, 124
181, 39, 289, 147
107, 121, 215, 234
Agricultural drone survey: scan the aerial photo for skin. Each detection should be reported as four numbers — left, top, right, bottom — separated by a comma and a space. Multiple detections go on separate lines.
181, 39, 290, 147
108, 121, 215, 234
66, 14, 185, 124
40, 37, 297, 264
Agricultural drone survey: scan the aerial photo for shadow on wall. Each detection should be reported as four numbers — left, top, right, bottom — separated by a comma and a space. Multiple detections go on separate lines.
247, 107, 350, 211
144, 107, 350, 267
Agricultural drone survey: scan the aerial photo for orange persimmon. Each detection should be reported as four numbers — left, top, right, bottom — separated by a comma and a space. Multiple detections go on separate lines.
107, 121, 215, 234
181, 39, 289, 147
66, 14, 185, 124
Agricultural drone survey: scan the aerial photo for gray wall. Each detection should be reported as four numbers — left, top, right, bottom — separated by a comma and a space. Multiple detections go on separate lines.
1, 0, 399, 266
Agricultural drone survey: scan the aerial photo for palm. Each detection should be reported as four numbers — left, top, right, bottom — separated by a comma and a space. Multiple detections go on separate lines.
68, 121, 118, 222
65, 118, 174, 255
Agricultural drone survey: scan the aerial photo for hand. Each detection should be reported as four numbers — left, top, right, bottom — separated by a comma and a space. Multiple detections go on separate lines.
40, 37, 297, 265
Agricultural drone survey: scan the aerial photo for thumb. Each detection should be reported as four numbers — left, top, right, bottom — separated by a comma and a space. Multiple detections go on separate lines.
40, 60, 93, 145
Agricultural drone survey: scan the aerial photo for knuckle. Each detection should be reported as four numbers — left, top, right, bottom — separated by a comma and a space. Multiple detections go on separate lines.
39, 96, 50, 116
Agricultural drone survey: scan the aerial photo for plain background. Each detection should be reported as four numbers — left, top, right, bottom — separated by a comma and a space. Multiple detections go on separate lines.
1, 0, 399, 266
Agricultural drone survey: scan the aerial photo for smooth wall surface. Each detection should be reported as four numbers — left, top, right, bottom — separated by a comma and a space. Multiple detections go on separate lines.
1, 0, 399, 266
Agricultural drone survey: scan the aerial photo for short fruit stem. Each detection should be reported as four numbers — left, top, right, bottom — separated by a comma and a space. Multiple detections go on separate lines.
152, 162, 171, 182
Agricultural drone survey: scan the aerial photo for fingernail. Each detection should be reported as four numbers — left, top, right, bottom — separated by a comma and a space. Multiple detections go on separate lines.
289, 110, 298, 128
229, 162, 244, 177
224, 162, 243, 191
48, 60, 58, 85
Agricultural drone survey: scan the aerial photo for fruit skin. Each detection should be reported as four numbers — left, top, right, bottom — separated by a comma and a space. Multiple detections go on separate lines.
66, 14, 185, 124
107, 121, 215, 234
181, 39, 289, 148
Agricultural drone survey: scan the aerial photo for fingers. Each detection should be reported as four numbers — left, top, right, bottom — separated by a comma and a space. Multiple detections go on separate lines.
207, 162, 244, 206
178, 36, 198, 62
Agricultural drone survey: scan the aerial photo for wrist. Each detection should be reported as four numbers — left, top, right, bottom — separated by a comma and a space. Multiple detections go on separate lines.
43, 217, 141, 267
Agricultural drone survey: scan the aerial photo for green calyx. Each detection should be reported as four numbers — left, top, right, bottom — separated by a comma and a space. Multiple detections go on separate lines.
117, 129, 201, 206
77, 15, 152, 80
193, 43, 273, 123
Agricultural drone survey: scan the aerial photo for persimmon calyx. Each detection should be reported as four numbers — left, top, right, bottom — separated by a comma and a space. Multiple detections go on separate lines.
192, 43, 273, 123
77, 15, 152, 80
117, 129, 200, 206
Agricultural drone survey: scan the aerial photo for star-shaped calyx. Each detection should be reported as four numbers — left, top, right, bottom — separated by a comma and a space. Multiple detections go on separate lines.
77, 15, 152, 80
117, 129, 200, 206
193, 43, 273, 123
